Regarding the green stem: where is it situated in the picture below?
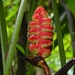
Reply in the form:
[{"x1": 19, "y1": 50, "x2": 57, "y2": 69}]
[
  {"x1": 28, "y1": 0, "x2": 36, "y2": 21},
  {"x1": 52, "y1": 0, "x2": 66, "y2": 67},
  {"x1": 0, "y1": 0, "x2": 8, "y2": 72},
  {"x1": 26, "y1": 0, "x2": 36, "y2": 57},
  {"x1": 26, "y1": 0, "x2": 36, "y2": 75},
  {"x1": 4, "y1": 0, "x2": 27, "y2": 75}
]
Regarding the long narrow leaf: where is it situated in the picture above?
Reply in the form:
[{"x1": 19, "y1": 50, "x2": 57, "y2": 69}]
[
  {"x1": 52, "y1": 0, "x2": 66, "y2": 67},
  {"x1": 0, "y1": 0, "x2": 8, "y2": 72},
  {"x1": 26, "y1": 0, "x2": 36, "y2": 57},
  {"x1": 4, "y1": 0, "x2": 27, "y2": 75},
  {"x1": 26, "y1": 0, "x2": 36, "y2": 75}
]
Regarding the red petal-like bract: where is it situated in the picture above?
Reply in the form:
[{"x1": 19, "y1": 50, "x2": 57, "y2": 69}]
[{"x1": 28, "y1": 6, "x2": 53, "y2": 58}]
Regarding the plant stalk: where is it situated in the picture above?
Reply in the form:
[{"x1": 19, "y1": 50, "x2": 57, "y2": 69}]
[
  {"x1": 4, "y1": 0, "x2": 27, "y2": 75},
  {"x1": 26, "y1": 0, "x2": 36, "y2": 75},
  {"x1": 0, "y1": 0, "x2": 8, "y2": 72},
  {"x1": 52, "y1": 0, "x2": 66, "y2": 67}
]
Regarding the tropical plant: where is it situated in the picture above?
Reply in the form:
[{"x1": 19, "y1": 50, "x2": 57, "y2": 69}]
[{"x1": 0, "y1": 0, "x2": 75, "y2": 75}]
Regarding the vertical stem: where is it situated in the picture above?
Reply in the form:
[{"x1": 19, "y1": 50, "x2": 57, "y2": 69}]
[
  {"x1": 59, "y1": 0, "x2": 75, "y2": 74},
  {"x1": 52, "y1": 0, "x2": 66, "y2": 67},
  {"x1": 26, "y1": 0, "x2": 36, "y2": 57},
  {"x1": 26, "y1": 0, "x2": 36, "y2": 75},
  {"x1": 28, "y1": 0, "x2": 36, "y2": 21},
  {"x1": 0, "y1": 0, "x2": 8, "y2": 72},
  {"x1": 4, "y1": 0, "x2": 27, "y2": 75}
]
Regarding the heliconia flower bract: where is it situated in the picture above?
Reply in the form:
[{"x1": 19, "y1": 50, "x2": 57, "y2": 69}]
[{"x1": 28, "y1": 6, "x2": 53, "y2": 58}]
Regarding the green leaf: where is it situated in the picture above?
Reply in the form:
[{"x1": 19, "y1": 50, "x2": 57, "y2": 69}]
[
  {"x1": 16, "y1": 44, "x2": 25, "y2": 55},
  {"x1": 0, "y1": 0, "x2": 8, "y2": 72},
  {"x1": 66, "y1": 0, "x2": 75, "y2": 17},
  {"x1": 52, "y1": 0, "x2": 66, "y2": 67}
]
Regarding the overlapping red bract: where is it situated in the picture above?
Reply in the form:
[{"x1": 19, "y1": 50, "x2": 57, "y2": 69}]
[{"x1": 28, "y1": 6, "x2": 53, "y2": 58}]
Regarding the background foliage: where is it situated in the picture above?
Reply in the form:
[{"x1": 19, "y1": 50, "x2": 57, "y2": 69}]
[{"x1": 0, "y1": 0, "x2": 75, "y2": 75}]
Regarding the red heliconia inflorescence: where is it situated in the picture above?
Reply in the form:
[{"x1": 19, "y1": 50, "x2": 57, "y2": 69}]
[{"x1": 28, "y1": 6, "x2": 53, "y2": 58}]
